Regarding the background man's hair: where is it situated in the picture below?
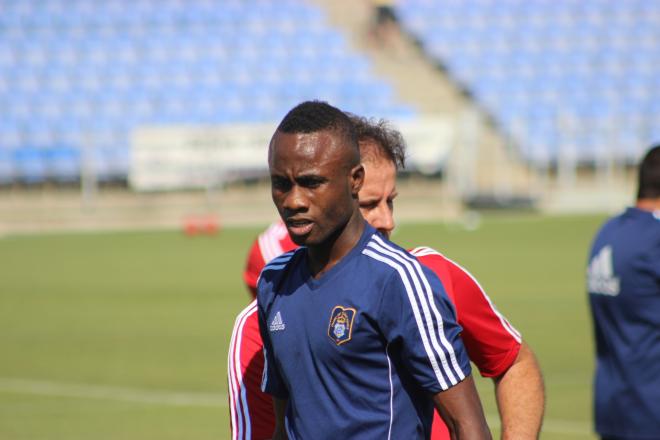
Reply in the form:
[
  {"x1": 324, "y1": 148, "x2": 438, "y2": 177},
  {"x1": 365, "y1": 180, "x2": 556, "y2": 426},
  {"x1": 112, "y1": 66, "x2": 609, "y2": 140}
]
[
  {"x1": 637, "y1": 144, "x2": 660, "y2": 199},
  {"x1": 276, "y1": 101, "x2": 358, "y2": 156},
  {"x1": 347, "y1": 113, "x2": 406, "y2": 170}
]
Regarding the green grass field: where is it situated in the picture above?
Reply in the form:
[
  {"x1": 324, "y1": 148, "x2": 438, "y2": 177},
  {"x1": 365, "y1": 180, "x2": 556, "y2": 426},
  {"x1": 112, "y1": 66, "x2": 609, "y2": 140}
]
[{"x1": 0, "y1": 213, "x2": 607, "y2": 439}]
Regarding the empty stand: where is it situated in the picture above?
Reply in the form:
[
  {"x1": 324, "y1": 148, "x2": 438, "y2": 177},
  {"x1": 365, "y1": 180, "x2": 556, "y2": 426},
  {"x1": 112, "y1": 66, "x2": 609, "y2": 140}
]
[
  {"x1": 397, "y1": 0, "x2": 659, "y2": 164},
  {"x1": 0, "y1": 0, "x2": 414, "y2": 183}
]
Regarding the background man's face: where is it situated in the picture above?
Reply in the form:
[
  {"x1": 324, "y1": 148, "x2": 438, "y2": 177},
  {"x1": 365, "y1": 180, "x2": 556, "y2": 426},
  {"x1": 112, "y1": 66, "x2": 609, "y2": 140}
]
[
  {"x1": 269, "y1": 129, "x2": 359, "y2": 246},
  {"x1": 358, "y1": 142, "x2": 397, "y2": 239}
]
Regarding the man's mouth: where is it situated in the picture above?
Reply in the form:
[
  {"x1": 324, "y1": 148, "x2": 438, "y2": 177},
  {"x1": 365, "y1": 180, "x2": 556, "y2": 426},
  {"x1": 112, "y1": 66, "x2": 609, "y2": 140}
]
[{"x1": 286, "y1": 218, "x2": 314, "y2": 236}]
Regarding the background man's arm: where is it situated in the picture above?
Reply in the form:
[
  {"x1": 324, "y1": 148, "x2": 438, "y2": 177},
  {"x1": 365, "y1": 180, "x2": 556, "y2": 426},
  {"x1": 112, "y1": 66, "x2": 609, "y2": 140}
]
[
  {"x1": 433, "y1": 375, "x2": 492, "y2": 440},
  {"x1": 272, "y1": 397, "x2": 288, "y2": 440},
  {"x1": 416, "y1": 252, "x2": 545, "y2": 438},
  {"x1": 493, "y1": 342, "x2": 545, "y2": 439}
]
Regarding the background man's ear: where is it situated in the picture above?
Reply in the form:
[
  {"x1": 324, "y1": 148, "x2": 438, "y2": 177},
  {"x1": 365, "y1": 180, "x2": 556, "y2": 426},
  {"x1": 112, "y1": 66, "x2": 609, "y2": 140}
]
[{"x1": 350, "y1": 164, "x2": 364, "y2": 196}]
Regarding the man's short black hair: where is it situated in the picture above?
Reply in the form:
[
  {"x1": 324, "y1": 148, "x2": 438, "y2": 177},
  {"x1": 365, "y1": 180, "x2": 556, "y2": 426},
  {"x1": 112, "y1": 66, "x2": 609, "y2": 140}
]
[
  {"x1": 347, "y1": 113, "x2": 406, "y2": 170},
  {"x1": 637, "y1": 144, "x2": 660, "y2": 199},
  {"x1": 276, "y1": 101, "x2": 359, "y2": 163}
]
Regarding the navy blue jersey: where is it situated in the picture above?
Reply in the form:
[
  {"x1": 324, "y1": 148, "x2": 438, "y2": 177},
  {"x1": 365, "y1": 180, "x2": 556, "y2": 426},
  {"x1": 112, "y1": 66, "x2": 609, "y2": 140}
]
[
  {"x1": 587, "y1": 207, "x2": 660, "y2": 438},
  {"x1": 257, "y1": 224, "x2": 471, "y2": 440}
]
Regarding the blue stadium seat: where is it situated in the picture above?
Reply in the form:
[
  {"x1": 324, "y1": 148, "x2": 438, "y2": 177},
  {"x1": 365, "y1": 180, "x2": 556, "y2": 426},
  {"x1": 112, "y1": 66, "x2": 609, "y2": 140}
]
[
  {"x1": 45, "y1": 146, "x2": 81, "y2": 182},
  {"x1": 0, "y1": 149, "x2": 13, "y2": 184},
  {"x1": 12, "y1": 147, "x2": 48, "y2": 184}
]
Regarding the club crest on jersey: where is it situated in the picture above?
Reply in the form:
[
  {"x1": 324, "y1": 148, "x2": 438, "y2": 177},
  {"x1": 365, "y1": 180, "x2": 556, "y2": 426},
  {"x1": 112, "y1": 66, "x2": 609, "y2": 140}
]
[{"x1": 328, "y1": 306, "x2": 356, "y2": 345}]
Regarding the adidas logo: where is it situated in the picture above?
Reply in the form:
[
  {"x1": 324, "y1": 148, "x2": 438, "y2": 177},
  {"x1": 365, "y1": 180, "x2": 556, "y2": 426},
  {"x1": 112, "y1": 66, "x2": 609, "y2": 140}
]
[
  {"x1": 587, "y1": 245, "x2": 620, "y2": 296},
  {"x1": 269, "y1": 311, "x2": 286, "y2": 331}
]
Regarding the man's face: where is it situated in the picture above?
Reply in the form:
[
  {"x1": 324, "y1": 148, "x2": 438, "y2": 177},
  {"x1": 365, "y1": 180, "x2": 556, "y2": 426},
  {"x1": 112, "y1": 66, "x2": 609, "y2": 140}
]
[
  {"x1": 269, "y1": 129, "x2": 363, "y2": 246},
  {"x1": 358, "y1": 143, "x2": 397, "y2": 239}
]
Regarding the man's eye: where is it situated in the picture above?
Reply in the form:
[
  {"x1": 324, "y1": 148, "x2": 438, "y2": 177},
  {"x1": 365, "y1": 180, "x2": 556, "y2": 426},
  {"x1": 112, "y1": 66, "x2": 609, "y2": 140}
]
[
  {"x1": 299, "y1": 177, "x2": 323, "y2": 188},
  {"x1": 360, "y1": 202, "x2": 377, "y2": 210},
  {"x1": 272, "y1": 178, "x2": 291, "y2": 191}
]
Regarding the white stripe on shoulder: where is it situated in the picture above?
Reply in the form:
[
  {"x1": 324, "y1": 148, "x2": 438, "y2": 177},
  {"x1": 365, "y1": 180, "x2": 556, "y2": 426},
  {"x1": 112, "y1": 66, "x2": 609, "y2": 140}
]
[
  {"x1": 368, "y1": 235, "x2": 466, "y2": 385},
  {"x1": 442, "y1": 255, "x2": 522, "y2": 343},
  {"x1": 258, "y1": 223, "x2": 288, "y2": 263},
  {"x1": 410, "y1": 246, "x2": 443, "y2": 257},
  {"x1": 257, "y1": 227, "x2": 275, "y2": 263},
  {"x1": 228, "y1": 300, "x2": 258, "y2": 440},
  {"x1": 410, "y1": 246, "x2": 434, "y2": 256}
]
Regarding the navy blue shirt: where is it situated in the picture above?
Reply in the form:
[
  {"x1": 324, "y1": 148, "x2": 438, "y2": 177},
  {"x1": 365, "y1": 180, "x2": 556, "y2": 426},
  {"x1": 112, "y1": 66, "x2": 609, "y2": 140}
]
[
  {"x1": 257, "y1": 224, "x2": 471, "y2": 440},
  {"x1": 587, "y1": 207, "x2": 660, "y2": 438}
]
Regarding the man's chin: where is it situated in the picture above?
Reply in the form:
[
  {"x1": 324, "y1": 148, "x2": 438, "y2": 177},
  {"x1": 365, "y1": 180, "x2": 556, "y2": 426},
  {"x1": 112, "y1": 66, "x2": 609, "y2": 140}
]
[
  {"x1": 289, "y1": 231, "x2": 326, "y2": 248},
  {"x1": 287, "y1": 227, "x2": 313, "y2": 246},
  {"x1": 289, "y1": 233, "x2": 309, "y2": 246}
]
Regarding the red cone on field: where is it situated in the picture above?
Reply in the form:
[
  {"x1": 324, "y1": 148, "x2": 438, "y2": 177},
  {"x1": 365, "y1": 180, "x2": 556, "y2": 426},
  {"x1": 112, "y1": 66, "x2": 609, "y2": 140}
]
[{"x1": 183, "y1": 215, "x2": 220, "y2": 236}]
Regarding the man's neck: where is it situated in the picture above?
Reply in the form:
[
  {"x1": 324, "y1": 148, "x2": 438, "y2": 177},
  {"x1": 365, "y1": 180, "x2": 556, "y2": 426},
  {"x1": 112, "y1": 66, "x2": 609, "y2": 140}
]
[
  {"x1": 307, "y1": 214, "x2": 365, "y2": 278},
  {"x1": 636, "y1": 198, "x2": 660, "y2": 212}
]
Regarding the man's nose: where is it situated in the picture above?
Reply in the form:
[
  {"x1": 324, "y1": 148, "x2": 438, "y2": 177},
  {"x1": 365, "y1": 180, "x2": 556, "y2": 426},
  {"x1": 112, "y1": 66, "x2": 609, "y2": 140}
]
[
  {"x1": 283, "y1": 185, "x2": 308, "y2": 211},
  {"x1": 374, "y1": 205, "x2": 395, "y2": 236}
]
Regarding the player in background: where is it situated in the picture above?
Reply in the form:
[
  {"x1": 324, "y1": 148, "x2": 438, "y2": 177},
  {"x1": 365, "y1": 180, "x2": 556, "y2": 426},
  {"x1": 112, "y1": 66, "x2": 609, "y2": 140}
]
[
  {"x1": 587, "y1": 144, "x2": 660, "y2": 439},
  {"x1": 229, "y1": 114, "x2": 545, "y2": 439}
]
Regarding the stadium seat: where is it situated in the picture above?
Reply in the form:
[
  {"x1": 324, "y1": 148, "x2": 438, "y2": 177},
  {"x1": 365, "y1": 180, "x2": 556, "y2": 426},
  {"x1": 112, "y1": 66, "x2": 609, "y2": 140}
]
[
  {"x1": 0, "y1": 149, "x2": 13, "y2": 184},
  {"x1": 12, "y1": 147, "x2": 48, "y2": 184},
  {"x1": 45, "y1": 146, "x2": 82, "y2": 182}
]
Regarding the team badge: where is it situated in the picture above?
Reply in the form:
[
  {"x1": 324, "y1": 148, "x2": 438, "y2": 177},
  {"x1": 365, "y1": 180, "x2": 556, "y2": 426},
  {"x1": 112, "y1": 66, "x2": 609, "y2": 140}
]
[{"x1": 328, "y1": 306, "x2": 356, "y2": 345}]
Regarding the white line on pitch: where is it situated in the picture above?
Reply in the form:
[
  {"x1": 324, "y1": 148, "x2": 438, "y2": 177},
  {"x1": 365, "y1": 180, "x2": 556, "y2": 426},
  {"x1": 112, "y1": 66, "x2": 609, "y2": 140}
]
[
  {"x1": 0, "y1": 377, "x2": 227, "y2": 408},
  {"x1": 0, "y1": 377, "x2": 593, "y2": 436}
]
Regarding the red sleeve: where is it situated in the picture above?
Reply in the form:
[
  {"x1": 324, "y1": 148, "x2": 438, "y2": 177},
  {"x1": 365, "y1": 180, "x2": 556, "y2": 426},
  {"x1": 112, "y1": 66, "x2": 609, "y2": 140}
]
[
  {"x1": 228, "y1": 301, "x2": 276, "y2": 440},
  {"x1": 413, "y1": 248, "x2": 522, "y2": 378},
  {"x1": 242, "y1": 222, "x2": 298, "y2": 299},
  {"x1": 243, "y1": 237, "x2": 266, "y2": 298}
]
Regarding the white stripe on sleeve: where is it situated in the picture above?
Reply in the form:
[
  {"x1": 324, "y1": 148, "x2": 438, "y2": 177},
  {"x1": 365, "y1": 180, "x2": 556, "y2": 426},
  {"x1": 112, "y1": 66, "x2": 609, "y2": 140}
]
[
  {"x1": 367, "y1": 240, "x2": 464, "y2": 385},
  {"x1": 371, "y1": 236, "x2": 466, "y2": 382},
  {"x1": 362, "y1": 248, "x2": 450, "y2": 390},
  {"x1": 228, "y1": 301, "x2": 258, "y2": 440},
  {"x1": 411, "y1": 246, "x2": 522, "y2": 343}
]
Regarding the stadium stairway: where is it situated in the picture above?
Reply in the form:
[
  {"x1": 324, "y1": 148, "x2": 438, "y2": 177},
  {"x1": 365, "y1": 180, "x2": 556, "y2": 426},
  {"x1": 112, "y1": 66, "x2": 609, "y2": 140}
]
[{"x1": 312, "y1": 0, "x2": 541, "y2": 209}]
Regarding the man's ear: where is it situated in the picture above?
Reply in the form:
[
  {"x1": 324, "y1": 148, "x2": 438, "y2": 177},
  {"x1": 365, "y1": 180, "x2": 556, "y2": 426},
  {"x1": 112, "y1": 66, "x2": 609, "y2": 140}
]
[{"x1": 350, "y1": 164, "x2": 364, "y2": 197}]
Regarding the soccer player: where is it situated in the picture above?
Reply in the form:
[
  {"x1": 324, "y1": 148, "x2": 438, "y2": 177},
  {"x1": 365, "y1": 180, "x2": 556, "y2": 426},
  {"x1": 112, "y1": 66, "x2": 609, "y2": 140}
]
[
  {"x1": 587, "y1": 144, "x2": 660, "y2": 439},
  {"x1": 229, "y1": 115, "x2": 545, "y2": 439},
  {"x1": 258, "y1": 100, "x2": 490, "y2": 439}
]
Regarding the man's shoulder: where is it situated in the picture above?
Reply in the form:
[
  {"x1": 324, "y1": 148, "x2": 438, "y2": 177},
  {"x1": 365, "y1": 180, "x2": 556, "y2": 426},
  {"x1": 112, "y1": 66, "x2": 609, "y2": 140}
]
[
  {"x1": 409, "y1": 246, "x2": 448, "y2": 264},
  {"x1": 257, "y1": 248, "x2": 303, "y2": 297},
  {"x1": 360, "y1": 235, "x2": 447, "y2": 287},
  {"x1": 598, "y1": 207, "x2": 659, "y2": 234},
  {"x1": 592, "y1": 208, "x2": 660, "y2": 251},
  {"x1": 361, "y1": 232, "x2": 416, "y2": 269},
  {"x1": 409, "y1": 246, "x2": 474, "y2": 275},
  {"x1": 597, "y1": 210, "x2": 628, "y2": 233},
  {"x1": 261, "y1": 247, "x2": 301, "y2": 276}
]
